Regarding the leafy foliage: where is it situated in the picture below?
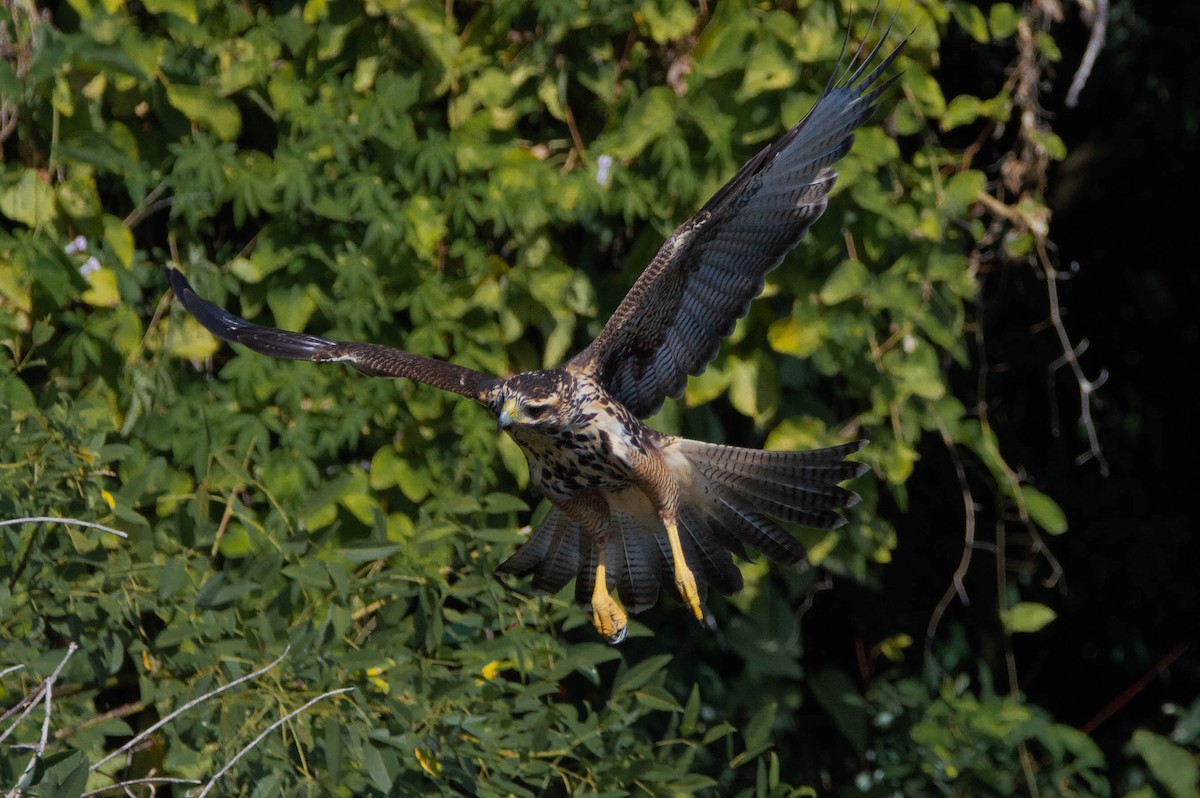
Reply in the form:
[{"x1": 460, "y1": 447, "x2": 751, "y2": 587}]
[{"x1": 0, "y1": 0, "x2": 1168, "y2": 795}]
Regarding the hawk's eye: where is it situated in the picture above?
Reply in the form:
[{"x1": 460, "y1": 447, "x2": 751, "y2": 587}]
[{"x1": 526, "y1": 403, "x2": 548, "y2": 419}]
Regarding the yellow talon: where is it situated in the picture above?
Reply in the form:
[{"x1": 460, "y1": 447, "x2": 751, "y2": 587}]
[
  {"x1": 590, "y1": 561, "x2": 628, "y2": 644},
  {"x1": 664, "y1": 519, "x2": 704, "y2": 621}
]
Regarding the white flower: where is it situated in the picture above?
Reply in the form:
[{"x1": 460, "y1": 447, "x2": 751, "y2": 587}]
[
  {"x1": 79, "y1": 256, "x2": 102, "y2": 276},
  {"x1": 596, "y1": 154, "x2": 613, "y2": 186},
  {"x1": 65, "y1": 235, "x2": 88, "y2": 255}
]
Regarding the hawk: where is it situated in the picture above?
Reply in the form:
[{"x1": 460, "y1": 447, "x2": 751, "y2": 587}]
[{"x1": 168, "y1": 24, "x2": 903, "y2": 644}]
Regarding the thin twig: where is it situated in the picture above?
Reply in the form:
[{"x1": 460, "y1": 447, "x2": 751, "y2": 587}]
[
  {"x1": 1065, "y1": 0, "x2": 1108, "y2": 108},
  {"x1": 0, "y1": 645, "x2": 78, "y2": 748},
  {"x1": 1080, "y1": 643, "x2": 1188, "y2": 735},
  {"x1": 0, "y1": 690, "x2": 36, "y2": 729},
  {"x1": 55, "y1": 700, "x2": 147, "y2": 741},
  {"x1": 91, "y1": 646, "x2": 292, "y2": 771},
  {"x1": 3, "y1": 643, "x2": 78, "y2": 798},
  {"x1": 192, "y1": 687, "x2": 353, "y2": 798},
  {"x1": 1034, "y1": 239, "x2": 1109, "y2": 474},
  {"x1": 997, "y1": 516, "x2": 1041, "y2": 798},
  {"x1": 122, "y1": 179, "x2": 170, "y2": 229},
  {"x1": 563, "y1": 104, "x2": 588, "y2": 170},
  {"x1": 0, "y1": 517, "x2": 128, "y2": 539},
  {"x1": 81, "y1": 777, "x2": 202, "y2": 797},
  {"x1": 924, "y1": 421, "x2": 977, "y2": 670}
]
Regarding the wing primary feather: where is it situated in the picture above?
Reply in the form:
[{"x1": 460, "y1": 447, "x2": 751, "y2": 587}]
[
  {"x1": 167, "y1": 268, "x2": 499, "y2": 401},
  {"x1": 842, "y1": 6, "x2": 902, "y2": 91},
  {"x1": 568, "y1": 19, "x2": 905, "y2": 418}
]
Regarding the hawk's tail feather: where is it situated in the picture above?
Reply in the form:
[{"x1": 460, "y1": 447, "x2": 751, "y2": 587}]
[
  {"x1": 498, "y1": 506, "x2": 670, "y2": 614},
  {"x1": 612, "y1": 513, "x2": 667, "y2": 613},
  {"x1": 496, "y1": 439, "x2": 866, "y2": 619},
  {"x1": 678, "y1": 510, "x2": 744, "y2": 596},
  {"x1": 494, "y1": 507, "x2": 583, "y2": 596},
  {"x1": 679, "y1": 438, "x2": 868, "y2": 564},
  {"x1": 708, "y1": 495, "x2": 808, "y2": 566}
]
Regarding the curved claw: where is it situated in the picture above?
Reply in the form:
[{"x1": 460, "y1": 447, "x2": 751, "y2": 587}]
[
  {"x1": 675, "y1": 572, "x2": 704, "y2": 622},
  {"x1": 590, "y1": 561, "x2": 629, "y2": 644}
]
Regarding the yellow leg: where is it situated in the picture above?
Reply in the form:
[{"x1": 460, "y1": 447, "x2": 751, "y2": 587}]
[
  {"x1": 664, "y1": 518, "x2": 703, "y2": 621},
  {"x1": 590, "y1": 560, "x2": 628, "y2": 644}
]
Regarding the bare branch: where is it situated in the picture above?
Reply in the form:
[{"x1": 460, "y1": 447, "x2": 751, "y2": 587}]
[
  {"x1": 1066, "y1": 0, "x2": 1108, "y2": 108},
  {"x1": 193, "y1": 687, "x2": 353, "y2": 798},
  {"x1": 91, "y1": 646, "x2": 292, "y2": 772},
  {"x1": 55, "y1": 701, "x2": 147, "y2": 741},
  {"x1": 1035, "y1": 240, "x2": 1110, "y2": 474},
  {"x1": 0, "y1": 517, "x2": 128, "y2": 539},
  {"x1": 3, "y1": 643, "x2": 78, "y2": 798},
  {"x1": 81, "y1": 777, "x2": 202, "y2": 797},
  {"x1": 925, "y1": 422, "x2": 978, "y2": 670}
]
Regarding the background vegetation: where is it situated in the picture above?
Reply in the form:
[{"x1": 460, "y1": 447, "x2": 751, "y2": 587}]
[{"x1": 2, "y1": 0, "x2": 1195, "y2": 795}]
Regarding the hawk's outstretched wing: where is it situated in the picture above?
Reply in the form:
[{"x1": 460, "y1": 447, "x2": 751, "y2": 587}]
[
  {"x1": 569, "y1": 27, "x2": 905, "y2": 419},
  {"x1": 167, "y1": 268, "x2": 499, "y2": 401}
]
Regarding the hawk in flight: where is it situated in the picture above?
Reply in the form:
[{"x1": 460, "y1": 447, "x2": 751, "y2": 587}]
[{"x1": 169, "y1": 23, "x2": 903, "y2": 643}]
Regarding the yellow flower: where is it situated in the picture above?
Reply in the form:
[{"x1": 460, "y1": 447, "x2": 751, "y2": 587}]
[{"x1": 414, "y1": 748, "x2": 441, "y2": 777}]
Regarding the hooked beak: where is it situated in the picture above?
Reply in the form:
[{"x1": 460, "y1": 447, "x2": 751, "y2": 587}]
[{"x1": 497, "y1": 398, "x2": 518, "y2": 430}]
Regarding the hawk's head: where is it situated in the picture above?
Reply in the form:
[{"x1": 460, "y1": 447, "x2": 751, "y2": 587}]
[{"x1": 489, "y1": 370, "x2": 574, "y2": 433}]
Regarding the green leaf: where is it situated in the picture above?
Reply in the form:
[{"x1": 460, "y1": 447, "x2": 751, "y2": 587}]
[
  {"x1": 820, "y1": 259, "x2": 871, "y2": 305},
  {"x1": 767, "y1": 301, "x2": 823, "y2": 359},
  {"x1": 942, "y1": 170, "x2": 985, "y2": 216},
  {"x1": 38, "y1": 750, "x2": 88, "y2": 798},
  {"x1": 1021, "y1": 486, "x2": 1068, "y2": 534},
  {"x1": 57, "y1": 173, "x2": 102, "y2": 219},
  {"x1": 728, "y1": 351, "x2": 779, "y2": 422},
  {"x1": 142, "y1": 0, "x2": 198, "y2": 23},
  {"x1": 362, "y1": 743, "x2": 395, "y2": 792},
  {"x1": 903, "y1": 69, "x2": 947, "y2": 118},
  {"x1": 166, "y1": 84, "x2": 242, "y2": 140},
  {"x1": 942, "y1": 94, "x2": 983, "y2": 131},
  {"x1": 743, "y1": 702, "x2": 776, "y2": 751},
  {"x1": 883, "y1": 344, "x2": 946, "y2": 401},
  {"x1": 266, "y1": 284, "x2": 317, "y2": 333},
  {"x1": 0, "y1": 169, "x2": 58, "y2": 227},
  {"x1": 403, "y1": 194, "x2": 447, "y2": 263},
  {"x1": 158, "y1": 556, "x2": 188, "y2": 601},
  {"x1": 1036, "y1": 31, "x2": 1063, "y2": 62},
  {"x1": 739, "y1": 38, "x2": 798, "y2": 98},
  {"x1": 338, "y1": 543, "x2": 404, "y2": 563},
  {"x1": 952, "y1": 1, "x2": 990, "y2": 43},
  {"x1": 693, "y1": 3, "x2": 756, "y2": 77},
  {"x1": 604, "y1": 87, "x2": 676, "y2": 159},
  {"x1": 613, "y1": 653, "x2": 671, "y2": 694},
  {"x1": 1132, "y1": 730, "x2": 1200, "y2": 798},
  {"x1": 1031, "y1": 128, "x2": 1068, "y2": 160},
  {"x1": 681, "y1": 684, "x2": 701, "y2": 736},
  {"x1": 218, "y1": 525, "x2": 255, "y2": 557},
  {"x1": 103, "y1": 214, "x2": 135, "y2": 267},
  {"x1": 640, "y1": 0, "x2": 695, "y2": 44},
  {"x1": 482, "y1": 492, "x2": 529, "y2": 514},
  {"x1": 731, "y1": 702, "x2": 777, "y2": 767},
  {"x1": 82, "y1": 266, "x2": 121, "y2": 307},
  {"x1": 989, "y1": 3, "x2": 1021, "y2": 38},
  {"x1": 0, "y1": 58, "x2": 19, "y2": 99},
  {"x1": 1002, "y1": 602, "x2": 1057, "y2": 634}
]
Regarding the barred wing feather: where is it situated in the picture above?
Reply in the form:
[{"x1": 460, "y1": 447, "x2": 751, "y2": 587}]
[{"x1": 570, "y1": 31, "x2": 905, "y2": 419}]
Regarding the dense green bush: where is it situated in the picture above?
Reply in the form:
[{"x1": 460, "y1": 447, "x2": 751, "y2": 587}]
[{"x1": 3, "y1": 0, "x2": 1196, "y2": 795}]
